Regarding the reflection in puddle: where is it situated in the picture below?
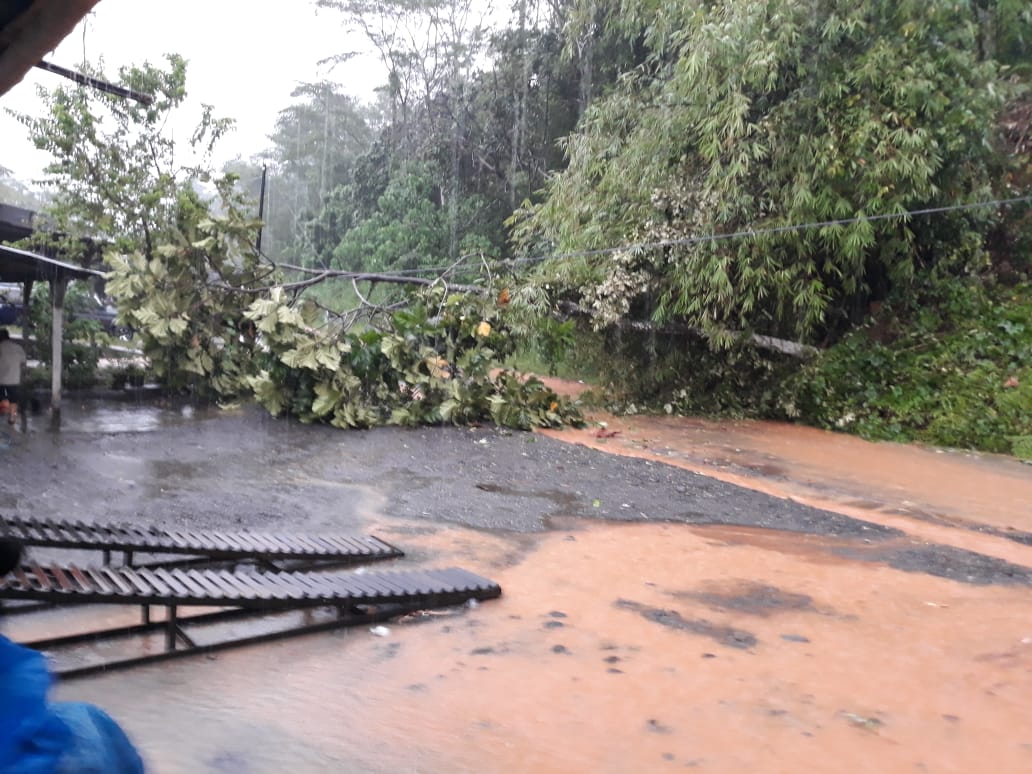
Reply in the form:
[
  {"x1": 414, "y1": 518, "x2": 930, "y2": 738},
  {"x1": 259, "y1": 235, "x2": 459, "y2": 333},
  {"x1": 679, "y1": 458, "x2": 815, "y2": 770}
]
[{"x1": 55, "y1": 401, "x2": 214, "y2": 434}]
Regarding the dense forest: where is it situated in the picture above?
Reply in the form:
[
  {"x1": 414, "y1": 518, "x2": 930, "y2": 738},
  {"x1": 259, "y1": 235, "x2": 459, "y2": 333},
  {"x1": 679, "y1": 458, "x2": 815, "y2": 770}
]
[{"x1": 15, "y1": 0, "x2": 1032, "y2": 455}]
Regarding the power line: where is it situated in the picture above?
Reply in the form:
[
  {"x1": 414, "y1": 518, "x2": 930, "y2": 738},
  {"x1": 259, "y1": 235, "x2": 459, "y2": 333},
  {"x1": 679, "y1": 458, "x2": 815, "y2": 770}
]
[
  {"x1": 274, "y1": 193, "x2": 1031, "y2": 280},
  {"x1": 510, "y1": 193, "x2": 1032, "y2": 266}
]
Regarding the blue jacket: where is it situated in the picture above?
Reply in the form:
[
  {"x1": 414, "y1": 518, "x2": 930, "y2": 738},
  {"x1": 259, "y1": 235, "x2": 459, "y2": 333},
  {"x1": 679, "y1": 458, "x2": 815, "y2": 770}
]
[{"x1": 0, "y1": 636, "x2": 144, "y2": 773}]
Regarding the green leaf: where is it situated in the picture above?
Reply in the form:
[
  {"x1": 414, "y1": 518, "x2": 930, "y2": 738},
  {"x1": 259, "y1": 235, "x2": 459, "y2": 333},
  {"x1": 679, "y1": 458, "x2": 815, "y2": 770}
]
[{"x1": 311, "y1": 382, "x2": 341, "y2": 416}]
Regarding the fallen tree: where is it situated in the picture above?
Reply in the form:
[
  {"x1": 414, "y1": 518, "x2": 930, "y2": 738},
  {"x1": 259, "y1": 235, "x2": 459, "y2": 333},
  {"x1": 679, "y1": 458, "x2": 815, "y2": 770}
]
[
  {"x1": 23, "y1": 55, "x2": 583, "y2": 430},
  {"x1": 556, "y1": 301, "x2": 819, "y2": 359}
]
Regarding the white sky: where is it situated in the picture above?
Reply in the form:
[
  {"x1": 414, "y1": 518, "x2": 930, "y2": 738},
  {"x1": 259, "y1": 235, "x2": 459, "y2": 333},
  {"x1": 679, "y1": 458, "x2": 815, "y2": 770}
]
[{"x1": 0, "y1": 0, "x2": 384, "y2": 183}]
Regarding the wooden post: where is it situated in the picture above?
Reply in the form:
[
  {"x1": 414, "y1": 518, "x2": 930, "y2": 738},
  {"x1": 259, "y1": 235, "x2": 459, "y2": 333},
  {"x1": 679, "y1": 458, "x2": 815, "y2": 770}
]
[
  {"x1": 50, "y1": 278, "x2": 67, "y2": 422},
  {"x1": 21, "y1": 280, "x2": 33, "y2": 327}
]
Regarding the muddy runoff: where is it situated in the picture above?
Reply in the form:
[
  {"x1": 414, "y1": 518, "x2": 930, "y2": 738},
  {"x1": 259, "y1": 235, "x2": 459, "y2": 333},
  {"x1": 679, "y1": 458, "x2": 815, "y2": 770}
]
[{"x1": 1, "y1": 398, "x2": 1031, "y2": 772}]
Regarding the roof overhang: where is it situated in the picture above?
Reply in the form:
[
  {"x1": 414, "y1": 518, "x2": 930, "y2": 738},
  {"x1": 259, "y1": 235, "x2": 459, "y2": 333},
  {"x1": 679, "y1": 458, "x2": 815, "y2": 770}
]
[
  {"x1": 0, "y1": 243, "x2": 103, "y2": 283},
  {"x1": 0, "y1": 0, "x2": 102, "y2": 97}
]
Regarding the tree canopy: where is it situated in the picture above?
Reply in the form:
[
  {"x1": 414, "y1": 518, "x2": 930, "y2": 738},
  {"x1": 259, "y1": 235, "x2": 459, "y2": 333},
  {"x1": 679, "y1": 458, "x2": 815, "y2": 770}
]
[
  {"x1": 11, "y1": 0, "x2": 1030, "y2": 450},
  {"x1": 515, "y1": 0, "x2": 1017, "y2": 346},
  {"x1": 17, "y1": 51, "x2": 583, "y2": 429}
]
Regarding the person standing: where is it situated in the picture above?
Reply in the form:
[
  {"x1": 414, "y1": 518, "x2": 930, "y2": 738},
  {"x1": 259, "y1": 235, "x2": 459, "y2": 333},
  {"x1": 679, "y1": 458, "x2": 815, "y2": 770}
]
[{"x1": 0, "y1": 328, "x2": 26, "y2": 425}]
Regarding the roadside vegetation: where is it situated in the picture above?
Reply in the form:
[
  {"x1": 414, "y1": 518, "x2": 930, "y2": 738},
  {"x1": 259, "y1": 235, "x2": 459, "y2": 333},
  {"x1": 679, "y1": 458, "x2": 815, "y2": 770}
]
[
  {"x1": 10, "y1": 0, "x2": 1030, "y2": 453},
  {"x1": 794, "y1": 281, "x2": 1031, "y2": 458}
]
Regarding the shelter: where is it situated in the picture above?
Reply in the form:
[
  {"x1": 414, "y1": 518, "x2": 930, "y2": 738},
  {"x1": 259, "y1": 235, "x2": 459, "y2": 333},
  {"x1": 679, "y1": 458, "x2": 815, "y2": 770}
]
[
  {"x1": 0, "y1": 243, "x2": 103, "y2": 416},
  {"x1": 1, "y1": 2, "x2": 109, "y2": 419}
]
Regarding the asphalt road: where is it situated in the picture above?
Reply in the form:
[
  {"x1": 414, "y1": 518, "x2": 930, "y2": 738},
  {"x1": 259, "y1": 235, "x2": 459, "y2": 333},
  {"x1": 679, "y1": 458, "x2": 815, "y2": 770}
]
[{"x1": 1, "y1": 400, "x2": 1027, "y2": 586}]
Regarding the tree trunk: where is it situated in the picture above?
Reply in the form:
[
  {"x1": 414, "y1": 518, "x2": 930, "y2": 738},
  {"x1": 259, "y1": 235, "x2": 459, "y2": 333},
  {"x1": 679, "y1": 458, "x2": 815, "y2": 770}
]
[
  {"x1": 557, "y1": 301, "x2": 819, "y2": 358},
  {"x1": 510, "y1": 0, "x2": 530, "y2": 209},
  {"x1": 577, "y1": 3, "x2": 596, "y2": 118}
]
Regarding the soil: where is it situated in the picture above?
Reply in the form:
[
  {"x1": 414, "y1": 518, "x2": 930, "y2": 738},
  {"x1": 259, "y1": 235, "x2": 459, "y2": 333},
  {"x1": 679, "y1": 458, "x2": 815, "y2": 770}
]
[{"x1": 1, "y1": 391, "x2": 1030, "y2": 773}]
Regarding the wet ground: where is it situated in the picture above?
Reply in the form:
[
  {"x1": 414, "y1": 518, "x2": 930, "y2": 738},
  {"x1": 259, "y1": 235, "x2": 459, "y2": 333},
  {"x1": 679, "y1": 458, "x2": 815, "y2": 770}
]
[{"x1": 1, "y1": 392, "x2": 1030, "y2": 773}]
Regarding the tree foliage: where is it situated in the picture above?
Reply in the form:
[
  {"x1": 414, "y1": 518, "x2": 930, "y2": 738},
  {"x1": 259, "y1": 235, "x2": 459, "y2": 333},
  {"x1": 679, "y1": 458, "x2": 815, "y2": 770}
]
[
  {"x1": 516, "y1": 0, "x2": 1013, "y2": 345},
  {"x1": 245, "y1": 283, "x2": 582, "y2": 429},
  {"x1": 789, "y1": 279, "x2": 1031, "y2": 458},
  {"x1": 17, "y1": 55, "x2": 233, "y2": 258},
  {"x1": 278, "y1": 0, "x2": 587, "y2": 277},
  {"x1": 15, "y1": 1, "x2": 1029, "y2": 452},
  {"x1": 16, "y1": 56, "x2": 268, "y2": 397},
  {"x1": 20, "y1": 54, "x2": 582, "y2": 429}
]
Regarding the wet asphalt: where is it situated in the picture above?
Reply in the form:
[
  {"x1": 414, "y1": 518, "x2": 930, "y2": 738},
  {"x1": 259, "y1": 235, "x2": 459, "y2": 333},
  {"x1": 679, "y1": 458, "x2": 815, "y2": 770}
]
[{"x1": 1, "y1": 399, "x2": 1028, "y2": 586}]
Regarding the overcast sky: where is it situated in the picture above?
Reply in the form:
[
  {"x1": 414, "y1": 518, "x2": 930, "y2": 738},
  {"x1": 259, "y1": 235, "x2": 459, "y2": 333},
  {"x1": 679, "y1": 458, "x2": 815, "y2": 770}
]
[{"x1": 0, "y1": 0, "x2": 383, "y2": 182}]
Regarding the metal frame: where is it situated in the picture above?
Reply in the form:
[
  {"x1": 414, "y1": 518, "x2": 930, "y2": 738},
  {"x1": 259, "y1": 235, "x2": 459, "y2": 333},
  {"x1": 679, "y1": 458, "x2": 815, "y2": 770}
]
[
  {"x1": 2, "y1": 562, "x2": 501, "y2": 676},
  {"x1": 25, "y1": 600, "x2": 428, "y2": 678}
]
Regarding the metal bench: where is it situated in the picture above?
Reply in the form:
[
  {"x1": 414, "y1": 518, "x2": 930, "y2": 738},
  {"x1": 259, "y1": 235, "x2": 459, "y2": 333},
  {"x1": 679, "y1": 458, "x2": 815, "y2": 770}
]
[
  {"x1": 1, "y1": 560, "x2": 501, "y2": 677},
  {"x1": 0, "y1": 514, "x2": 402, "y2": 569}
]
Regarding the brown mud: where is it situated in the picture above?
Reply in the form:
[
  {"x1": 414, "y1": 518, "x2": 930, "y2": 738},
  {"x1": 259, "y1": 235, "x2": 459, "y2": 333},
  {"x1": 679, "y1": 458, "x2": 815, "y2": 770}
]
[{"x1": 1, "y1": 393, "x2": 1030, "y2": 772}]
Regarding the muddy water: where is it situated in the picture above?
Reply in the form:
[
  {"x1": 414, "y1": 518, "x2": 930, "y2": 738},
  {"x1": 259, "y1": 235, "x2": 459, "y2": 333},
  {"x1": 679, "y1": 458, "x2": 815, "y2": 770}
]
[
  {"x1": 37, "y1": 520, "x2": 1032, "y2": 773},
  {"x1": 4, "y1": 397, "x2": 1031, "y2": 773},
  {"x1": 356, "y1": 521, "x2": 1032, "y2": 774},
  {"x1": 538, "y1": 410, "x2": 1032, "y2": 535}
]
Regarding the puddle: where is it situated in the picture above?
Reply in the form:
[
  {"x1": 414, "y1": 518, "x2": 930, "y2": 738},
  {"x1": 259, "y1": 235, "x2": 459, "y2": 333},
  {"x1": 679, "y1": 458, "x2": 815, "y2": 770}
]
[
  {"x1": 614, "y1": 598, "x2": 759, "y2": 649},
  {"x1": 670, "y1": 580, "x2": 821, "y2": 617},
  {"x1": 13, "y1": 398, "x2": 218, "y2": 435}
]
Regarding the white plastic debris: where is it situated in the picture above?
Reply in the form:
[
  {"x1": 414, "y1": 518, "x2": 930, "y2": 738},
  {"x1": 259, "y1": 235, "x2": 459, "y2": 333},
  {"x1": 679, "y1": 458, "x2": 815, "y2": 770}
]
[{"x1": 369, "y1": 626, "x2": 390, "y2": 637}]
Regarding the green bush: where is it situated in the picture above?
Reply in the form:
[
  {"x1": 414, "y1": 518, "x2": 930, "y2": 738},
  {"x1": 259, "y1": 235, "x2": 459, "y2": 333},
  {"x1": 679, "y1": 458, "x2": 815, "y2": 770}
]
[{"x1": 791, "y1": 281, "x2": 1031, "y2": 457}]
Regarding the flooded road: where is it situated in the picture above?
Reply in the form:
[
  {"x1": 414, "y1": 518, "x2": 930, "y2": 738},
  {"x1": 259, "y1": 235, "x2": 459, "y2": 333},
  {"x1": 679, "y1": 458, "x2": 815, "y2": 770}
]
[
  {"x1": 539, "y1": 412, "x2": 1032, "y2": 535},
  {"x1": 1, "y1": 396, "x2": 1030, "y2": 772}
]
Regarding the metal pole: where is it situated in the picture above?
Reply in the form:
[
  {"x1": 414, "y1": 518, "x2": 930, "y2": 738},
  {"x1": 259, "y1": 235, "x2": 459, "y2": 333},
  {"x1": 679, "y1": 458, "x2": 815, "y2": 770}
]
[
  {"x1": 34, "y1": 60, "x2": 154, "y2": 105},
  {"x1": 255, "y1": 164, "x2": 268, "y2": 254},
  {"x1": 166, "y1": 605, "x2": 178, "y2": 652}
]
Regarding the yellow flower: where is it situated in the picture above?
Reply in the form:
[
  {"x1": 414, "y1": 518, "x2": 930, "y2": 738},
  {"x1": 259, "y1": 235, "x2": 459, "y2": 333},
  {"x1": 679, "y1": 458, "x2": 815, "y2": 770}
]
[{"x1": 476, "y1": 321, "x2": 492, "y2": 337}]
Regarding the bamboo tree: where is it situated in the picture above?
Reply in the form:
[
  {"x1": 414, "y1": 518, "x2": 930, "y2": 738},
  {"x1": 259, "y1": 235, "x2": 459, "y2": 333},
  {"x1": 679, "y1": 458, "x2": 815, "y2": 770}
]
[{"x1": 516, "y1": 0, "x2": 1012, "y2": 345}]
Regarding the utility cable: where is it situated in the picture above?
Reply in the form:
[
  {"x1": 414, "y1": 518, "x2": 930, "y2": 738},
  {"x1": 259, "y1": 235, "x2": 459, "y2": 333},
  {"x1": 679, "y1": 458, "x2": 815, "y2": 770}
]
[
  {"x1": 510, "y1": 193, "x2": 1032, "y2": 266},
  {"x1": 274, "y1": 193, "x2": 1031, "y2": 279}
]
